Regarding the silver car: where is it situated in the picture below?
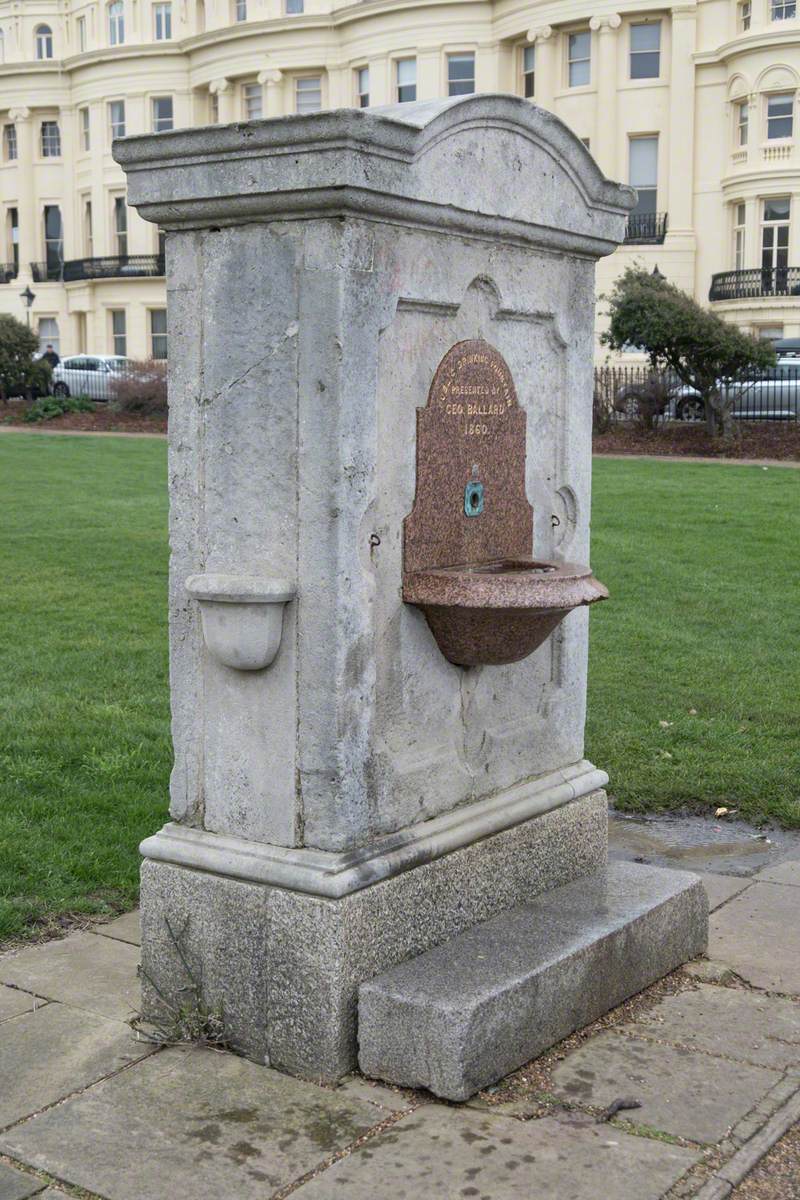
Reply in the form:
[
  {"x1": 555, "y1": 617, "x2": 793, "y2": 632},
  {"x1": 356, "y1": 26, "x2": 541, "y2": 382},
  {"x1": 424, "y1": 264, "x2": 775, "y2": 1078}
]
[
  {"x1": 51, "y1": 355, "x2": 128, "y2": 402},
  {"x1": 673, "y1": 357, "x2": 800, "y2": 421}
]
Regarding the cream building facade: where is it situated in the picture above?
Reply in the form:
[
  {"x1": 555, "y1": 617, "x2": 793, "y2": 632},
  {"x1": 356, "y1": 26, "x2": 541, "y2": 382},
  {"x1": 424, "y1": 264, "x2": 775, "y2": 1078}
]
[{"x1": 0, "y1": 0, "x2": 799, "y2": 359}]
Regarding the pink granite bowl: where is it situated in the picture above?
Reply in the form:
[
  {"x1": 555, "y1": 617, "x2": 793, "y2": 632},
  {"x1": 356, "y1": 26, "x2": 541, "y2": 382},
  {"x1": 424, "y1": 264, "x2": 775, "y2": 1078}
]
[{"x1": 402, "y1": 559, "x2": 608, "y2": 667}]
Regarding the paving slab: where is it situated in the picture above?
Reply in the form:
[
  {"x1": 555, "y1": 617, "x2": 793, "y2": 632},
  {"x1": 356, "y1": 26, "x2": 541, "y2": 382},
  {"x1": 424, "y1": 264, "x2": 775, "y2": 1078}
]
[
  {"x1": 709, "y1": 883, "x2": 800, "y2": 994},
  {"x1": 35, "y1": 1192, "x2": 72, "y2": 1200},
  {"x1": 551, "y1": 1030, "x2": 780, "y2": 1143},
  {"x1": 93, "y1": 911, "x2": 141, "y2": 946},
  {"x1": 0, "y1": 1162, "x2": 43, "y2": 1200},
  {"x1": 698, "y1": 873, "x2": 753, "y2": 911},
  {"x1": 753, "y1": 860, "x2": 800, "y2": 888},
  {"x1": 292, "y1": 1107, "x2": 699, "y2": 1199},
  {"x1": 0, "y1": 987, "x2": 46, "y2": 1025},
  {"x1": 632, "y1": 984, "x2": 800, "y2": 1070},
  {"x1": 0, "y1": 1045, "x2": 387, "y2": 1200},
  {"x1": 0, "y1": 1002, "x2": 152, "y2": 1130},
  {"x1": 0, "y1": 932, "x2": 140, "y2": 1022}
]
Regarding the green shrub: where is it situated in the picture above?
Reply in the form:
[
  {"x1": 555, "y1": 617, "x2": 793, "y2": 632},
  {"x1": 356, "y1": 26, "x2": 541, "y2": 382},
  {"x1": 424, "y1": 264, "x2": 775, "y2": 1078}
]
[
  {"x1": 0, "y1": 314, "x2": 49, "y2": 401},
  {"x1": 23, "y1": 395, "x2": 94, "y2": 423}
]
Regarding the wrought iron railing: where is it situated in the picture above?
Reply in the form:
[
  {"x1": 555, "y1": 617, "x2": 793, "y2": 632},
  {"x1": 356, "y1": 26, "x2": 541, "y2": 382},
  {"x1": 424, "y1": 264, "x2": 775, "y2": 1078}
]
[
  {"x1": 62, "y1": 254, "x2": 166, "y2": 282},
  {"x1": 594, "y1": 364, "x2": 800, "y2": 426},
  {"x1": 709, "y1": 267, "x2": 800, "y2": 301},
  {"x1": 0, "y1": 263, "x2": 18, "y2": 284},
  {"x1": 31, "y1": 261, "x2": 64, "y2": 282},
  {"x1": 624, "y1": 212, "x2": 668, "y2": 245}
]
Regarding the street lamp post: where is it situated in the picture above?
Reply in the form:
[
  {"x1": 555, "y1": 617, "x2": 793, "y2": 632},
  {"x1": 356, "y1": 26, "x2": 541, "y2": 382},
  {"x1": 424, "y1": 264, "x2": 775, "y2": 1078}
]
[{"x1": 19, "y1": 285, "x2": 36, "y2": 328}]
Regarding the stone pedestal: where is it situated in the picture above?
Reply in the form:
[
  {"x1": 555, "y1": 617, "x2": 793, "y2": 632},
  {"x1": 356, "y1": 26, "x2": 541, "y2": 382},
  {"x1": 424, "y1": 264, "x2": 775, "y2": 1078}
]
[{"x1": 116, "y1": 95, "x2": 706, "y2": 1086}]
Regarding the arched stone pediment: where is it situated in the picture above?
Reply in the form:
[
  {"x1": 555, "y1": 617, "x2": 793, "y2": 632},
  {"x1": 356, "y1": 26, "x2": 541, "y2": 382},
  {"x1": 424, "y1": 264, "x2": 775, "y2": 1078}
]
[
  {"x1": 726, "y1": 73, "x2": 750, "y2": 101},
  {"x1": 756, "y1": 64, "x2": 799, "y2": 92}
]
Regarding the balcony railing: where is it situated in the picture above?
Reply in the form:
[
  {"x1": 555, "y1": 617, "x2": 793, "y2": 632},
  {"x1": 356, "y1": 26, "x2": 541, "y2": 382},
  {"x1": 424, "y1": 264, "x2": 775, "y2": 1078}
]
[
  {"x1": 30, "y1": 261, "x2": 63, "y2": 282},
  {"x1": 624, "y1": 212, "x2": 668, "y2": 245},
  {"x1": 709, "y1": 267, "x2": 800, "y2": 301},
  {"x1": 62, "y1": 254, "x2": 165, "y2": 282},
  {"x1": 0, "y1": 263, "x2": 18, "y2": 284}
]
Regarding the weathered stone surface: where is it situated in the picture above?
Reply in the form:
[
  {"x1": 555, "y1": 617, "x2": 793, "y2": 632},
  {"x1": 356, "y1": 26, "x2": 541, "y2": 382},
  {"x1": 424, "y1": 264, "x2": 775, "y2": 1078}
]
[
  {"x1": 0, "y1": 1003, "x2": 153, "y2": 1128},
  {"x1": 94, "y1": 910, "x2": 141, "y2": 945},
  {"x1": 709, "y1": 883, "x2": 800, "y2": 994},
  {"x1": 753, "y1": 859, "x2": 800, "y2": 887},
  {"x1": 292, "y1": 1107, "x2": 699, "y2": 1199},
  {"x1": 358, "y1": 861, "x2": 707, "y2": 1100},
  {"x1": 0, "y1": 1046, "x2": 384, "y2": 1200},
  {"x1": 142, "y1": 791, "x2": 608, "y2": 1076},
  {"x1": 139, "y1": 861, "x2": 271, "y2": 1061},
  {"x1": 552, "y1": 1030, "x2": 781, "y2": 1143},
  {"x1": 0, "y1": 985, "x2": 45, "y2": 1024},
  {"x1": 0, "y1": 932, "x2": 139, "y2": 1022},
  {"x1": 633, "y1": 984, "x2": 800, "y2": 1070},
  {"x1": 0, "y1": 1162, "x2": 43, "y2": 1200}
]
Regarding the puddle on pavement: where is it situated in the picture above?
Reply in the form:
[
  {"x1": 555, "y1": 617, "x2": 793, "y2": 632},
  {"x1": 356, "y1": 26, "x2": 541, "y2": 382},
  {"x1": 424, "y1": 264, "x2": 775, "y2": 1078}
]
[{"x1": 609, "y1": 810, "x2": 800, "y2": 877}]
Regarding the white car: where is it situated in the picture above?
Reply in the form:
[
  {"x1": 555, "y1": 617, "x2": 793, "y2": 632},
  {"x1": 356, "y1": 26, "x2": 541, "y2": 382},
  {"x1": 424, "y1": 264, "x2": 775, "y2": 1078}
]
[{"x1": 51, "y1": 355, "x2": 128, "y2": 402}]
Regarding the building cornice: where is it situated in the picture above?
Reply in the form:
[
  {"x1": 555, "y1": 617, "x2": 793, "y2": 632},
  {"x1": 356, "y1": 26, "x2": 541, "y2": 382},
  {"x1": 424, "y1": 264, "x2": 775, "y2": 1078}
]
[{"x1": 695, "y1": 24, "x2": 800, "y2": 65}]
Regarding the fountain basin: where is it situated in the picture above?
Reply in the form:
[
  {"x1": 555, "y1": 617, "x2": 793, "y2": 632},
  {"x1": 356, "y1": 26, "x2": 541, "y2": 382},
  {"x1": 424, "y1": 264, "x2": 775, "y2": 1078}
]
[
  {"x1": 185, "y1": 573, "x2": 296, "y2": 671},
  {"x1": 403, "y1": 559, "x2": 607, "y2": 667}
]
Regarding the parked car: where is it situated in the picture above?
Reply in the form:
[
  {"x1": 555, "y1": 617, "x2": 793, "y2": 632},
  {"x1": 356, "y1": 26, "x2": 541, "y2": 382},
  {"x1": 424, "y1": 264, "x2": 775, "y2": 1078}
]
[
  {"x1": 671, "y1": 358, "x2": 800, "y2": 421},
  {"x1": 51, "y1": 355, "x2": 128, "y2": 401}
]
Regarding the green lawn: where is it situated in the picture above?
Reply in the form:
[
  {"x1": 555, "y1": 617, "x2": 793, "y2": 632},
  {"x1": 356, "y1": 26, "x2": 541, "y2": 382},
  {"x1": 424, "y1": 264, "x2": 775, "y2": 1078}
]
[
  {"x1": 587, "y1": 456, "x2": 800, "y2": 828},
  {"x1": 0, "y1": 434, "x2": 170, "y2": 941},
  {"x1": 0, "y1": 437, "x2": 798, "y2": 943}
]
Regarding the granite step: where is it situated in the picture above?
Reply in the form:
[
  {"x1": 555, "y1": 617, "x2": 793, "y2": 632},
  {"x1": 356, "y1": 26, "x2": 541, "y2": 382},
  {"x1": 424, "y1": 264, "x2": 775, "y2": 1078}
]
[{"x1": 358, "y1": 860, "x2": 708, "y2": 1101}]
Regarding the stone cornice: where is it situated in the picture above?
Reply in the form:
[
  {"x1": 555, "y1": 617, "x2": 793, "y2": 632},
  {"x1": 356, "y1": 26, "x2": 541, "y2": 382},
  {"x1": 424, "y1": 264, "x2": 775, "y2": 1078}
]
[
  {"x1": 140, "y1": 760, "x2": 608, "y2": 897},
  {"x1": 115, "y1": 94, "x2": 634, "y2": 255}
]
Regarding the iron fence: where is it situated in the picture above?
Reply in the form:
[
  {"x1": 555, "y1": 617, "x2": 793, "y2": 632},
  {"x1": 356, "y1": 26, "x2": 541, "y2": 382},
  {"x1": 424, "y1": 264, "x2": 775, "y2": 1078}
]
[{"x1": 594, "y1": 364, "x2": 800, "y2": 425}]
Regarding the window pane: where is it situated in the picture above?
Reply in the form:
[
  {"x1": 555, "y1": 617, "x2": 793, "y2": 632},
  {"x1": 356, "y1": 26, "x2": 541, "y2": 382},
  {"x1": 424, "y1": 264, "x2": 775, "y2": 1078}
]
[
  {"x1": 38, "y1": 318, "x2": 59, "y2": 355},
  {"x1": 629, "y1": 136, "x2": 658, "y2": 186},
  {"x1": 296, "y1": 77, "x2": 322, "y2": 113},
  {"x1": 631, "y1": 22, "x2": 660, "y2": 51},
  {"x1": 243, "y1": 83, "x2": 262, "y2": 119},
  {"x1": 153, "y1": 97, "x2": 174, "y2": 131},
  {"x1": 286, "y1": 0, "x2": 304, "y2": 12},
  {"x1": 568, "y1": 32, "x2": 591, "y2": 87},
  {"x1": 397, "y1": 58, "x2": 417, "y2": 102},
  {"x1": 41, "y1": 121, "x2": 61, "y2": 157},
  {"x1": 151, "y1": 310, "x2": 168, "y2": 359},
  {"x1": 357, "y1": 66, "x2": 369, "y2": 107},
  {"x1": 109, "y1": 100, "x2": 126, "y2": 138},
  {"x1": 764, "y1": 197, "x2": 790, "y2": 221},
  {"x1": 448, "y1": 53, "x2": 475, "y2": 96},
  {"x1": 111, "y1": 310, "x2": 127, "y2": 356}
]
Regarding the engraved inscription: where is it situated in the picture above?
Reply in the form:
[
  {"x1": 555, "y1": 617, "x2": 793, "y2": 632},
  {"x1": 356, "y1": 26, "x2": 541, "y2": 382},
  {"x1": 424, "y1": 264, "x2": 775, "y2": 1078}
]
[{"x1": 433, "y1": 341, "x2": 516, "y2": 437}]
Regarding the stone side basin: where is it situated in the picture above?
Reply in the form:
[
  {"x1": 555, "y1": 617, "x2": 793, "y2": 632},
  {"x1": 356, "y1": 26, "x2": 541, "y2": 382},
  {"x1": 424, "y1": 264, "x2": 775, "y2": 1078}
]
[{"x1": 403, "y1": 559, "x2": 608, "y2": 667}]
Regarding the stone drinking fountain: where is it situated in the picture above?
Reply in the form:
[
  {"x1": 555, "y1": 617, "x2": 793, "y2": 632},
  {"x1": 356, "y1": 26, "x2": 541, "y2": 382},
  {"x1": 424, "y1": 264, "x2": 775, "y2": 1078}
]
[{"x1": 116, "y1": 94, "x2": 707, "y2": 1100}]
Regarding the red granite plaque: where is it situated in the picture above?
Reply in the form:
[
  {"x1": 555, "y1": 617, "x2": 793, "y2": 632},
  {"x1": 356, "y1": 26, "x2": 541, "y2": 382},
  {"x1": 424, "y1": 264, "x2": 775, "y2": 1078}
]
[{"x1": 403, "y1": 339, "x2": 533, "y2": 575}]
